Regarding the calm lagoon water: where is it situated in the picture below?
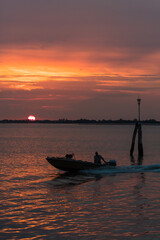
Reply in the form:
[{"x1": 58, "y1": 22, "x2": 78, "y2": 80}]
[{"x1": 0, "y1": 123, "x2": 160, "y2": 240}]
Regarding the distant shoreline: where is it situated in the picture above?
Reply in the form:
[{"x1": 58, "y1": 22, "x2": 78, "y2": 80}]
[{"x1": 0, "y1": 119, "x2": 160, "y2": 125}]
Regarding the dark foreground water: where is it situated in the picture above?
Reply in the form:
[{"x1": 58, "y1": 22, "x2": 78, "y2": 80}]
[{"x1": 0, "y1": 124, "x2": 160, "y2": 240}]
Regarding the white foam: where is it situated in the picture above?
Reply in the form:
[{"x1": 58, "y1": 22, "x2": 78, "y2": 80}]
[{"x1": 81, "y1": 164, "x2": 160, "y2": 175}]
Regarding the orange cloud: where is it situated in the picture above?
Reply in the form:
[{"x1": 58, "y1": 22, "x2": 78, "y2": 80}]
[{"x1": 1, "y1": 46, "x2": 160, "y2": 92}]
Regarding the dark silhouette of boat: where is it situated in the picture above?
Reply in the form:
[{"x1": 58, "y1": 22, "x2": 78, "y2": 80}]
[{"x1": 46, "y1": 156, "x2": 116, "y2": 172}]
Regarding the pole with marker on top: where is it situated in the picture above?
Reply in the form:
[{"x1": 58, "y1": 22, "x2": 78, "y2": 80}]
[
  {"x1": 130, "y1": 98, "x2": 143, "y2": 158},
  {"x1": 137, "y1": 98, "x2": 141, "y2": 122}
]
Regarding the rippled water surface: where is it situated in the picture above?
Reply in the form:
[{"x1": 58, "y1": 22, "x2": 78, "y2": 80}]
[{"x1": 0, "y1": 124, "x2": 160, "y2": 239}]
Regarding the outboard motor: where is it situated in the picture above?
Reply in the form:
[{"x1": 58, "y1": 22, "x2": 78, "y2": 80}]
[{"x1": 109, "y1": 159, "x2": 117, "y2": 166}]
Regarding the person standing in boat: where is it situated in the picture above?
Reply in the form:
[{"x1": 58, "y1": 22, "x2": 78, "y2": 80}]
[{"x1": 94, "y1": 152, "x2": 106, "y2": 165}]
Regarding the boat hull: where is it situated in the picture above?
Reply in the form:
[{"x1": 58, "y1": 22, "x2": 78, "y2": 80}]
[{"x1": 46, "y1": 157, "x2": 116, "y2": 172}]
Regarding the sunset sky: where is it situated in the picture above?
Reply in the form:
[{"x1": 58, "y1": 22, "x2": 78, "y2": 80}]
[{"x1": 1, "y1": 0, "x2": 160, "y2": 120}]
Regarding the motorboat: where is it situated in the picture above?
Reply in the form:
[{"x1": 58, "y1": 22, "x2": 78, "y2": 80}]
[{"x1": 46, "y1": 155, "x2": 116, "y2": 172}]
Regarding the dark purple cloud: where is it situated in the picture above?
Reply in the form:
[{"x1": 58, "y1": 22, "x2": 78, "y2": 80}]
[{"x1": 1, "y1": 0, "x2": 160, "y2": 52}]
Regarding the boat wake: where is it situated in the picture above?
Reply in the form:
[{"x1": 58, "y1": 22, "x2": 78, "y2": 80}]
[{"x1": 82, "y1": 164, "x2": 160, "y2": 175}]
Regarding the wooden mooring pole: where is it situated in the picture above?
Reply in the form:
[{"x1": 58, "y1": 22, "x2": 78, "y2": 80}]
[
  {"x1": 138, "y1": 122, "x2": 143, "y2": 157},
  {"x1": 130, "y1": 98, "x2": 143, "y2": 158},
  {"x1": 130, "y1": 122, "x2": 138, "y2": 157}
]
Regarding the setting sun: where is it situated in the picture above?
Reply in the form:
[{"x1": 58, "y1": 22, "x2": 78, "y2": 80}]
[{"x1": 28, "y1": 115, "x2": 36, "y2": 121}]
